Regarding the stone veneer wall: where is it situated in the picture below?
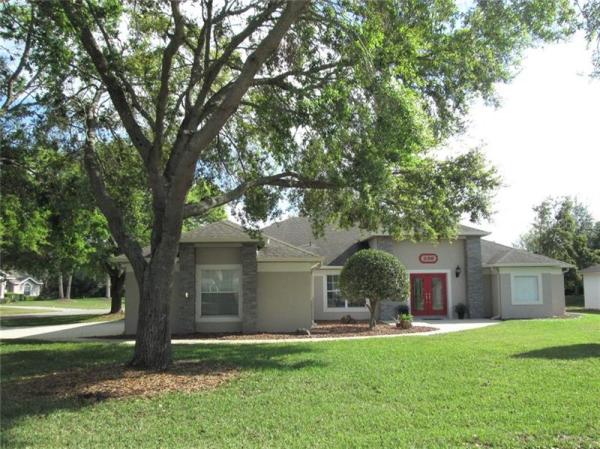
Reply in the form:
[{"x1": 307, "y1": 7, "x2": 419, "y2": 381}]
[
  {"x1": 172, "y1": 244, "x2": 196, "y2": 334},
  {"x1": 465, "y1": 236, "x2": 484, "y2": 318},
  {"x1": 241, "y1": 243, "x2": 258, "y2": 333}
]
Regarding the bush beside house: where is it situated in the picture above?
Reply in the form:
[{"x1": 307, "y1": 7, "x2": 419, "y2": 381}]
[{"x1": 340, "y1": 249, "x2": 408, "y2": 328}]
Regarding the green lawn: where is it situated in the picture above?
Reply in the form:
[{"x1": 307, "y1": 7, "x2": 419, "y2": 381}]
[
  {"x1": 1, "y1": 314, "x2": 599, "y2": 449},
  {"x1": 2, "y1": 297, "x2": 113, "y2": 310},
  {"x1": 0, "y1": 307, "x2": 46, "y2": 316},
  {"x1": 0, "y1": 312, "x2": 124, "y2": 328}
]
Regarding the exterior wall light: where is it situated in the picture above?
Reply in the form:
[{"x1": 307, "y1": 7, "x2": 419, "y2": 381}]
[{"x1": 455, "y1": 265, "x2": 462, "y2": 278}]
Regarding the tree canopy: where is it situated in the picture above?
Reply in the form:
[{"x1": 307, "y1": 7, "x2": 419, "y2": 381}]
[
  {"x1": 518, "y1": 197, "x2": 600, "y2": 294},
  {"x1": 0, "y1": 0, "x2": 579, "y2": 368}
]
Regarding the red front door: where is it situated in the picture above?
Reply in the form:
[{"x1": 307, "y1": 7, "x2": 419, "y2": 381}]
[{"x1": 410, "y1": 273, "x2": 448, "y2": 316}]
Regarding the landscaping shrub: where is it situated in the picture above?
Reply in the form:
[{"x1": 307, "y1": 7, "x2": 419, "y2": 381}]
[
  {"x1": 340, "y1": 314, "x2": 357, "y2": 324},
  {"x1": 340, "y1": 249, "x2": 408, "y2": 328},
  {"x1": 396, "y1": 302, "x2": 410, "y2": 316},
  {"x1": 454, "y1": 303, "x2": 469, "y2": 319}
]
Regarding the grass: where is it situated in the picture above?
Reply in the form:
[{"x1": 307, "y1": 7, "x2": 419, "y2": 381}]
[
  {"x1": 2, "y1": 297, "x2": 113, "y2": 310},
  {"x1": 0, "y1": 307, "x2": 46, "y2": 316},
  {"x1": 0, "y1": 312, "x2": 124, "y2": 328},
  {"x1": 1, "y1": 314, "x2": 599, "y2": 449}
]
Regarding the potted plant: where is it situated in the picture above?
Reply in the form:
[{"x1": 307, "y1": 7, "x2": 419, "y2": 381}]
[
  {"x1": 454, "y1": 303, "x2": 468, "y2": 319},
  {"x1": 396, "y1": 313, "x2": 413, "y2": 329}
]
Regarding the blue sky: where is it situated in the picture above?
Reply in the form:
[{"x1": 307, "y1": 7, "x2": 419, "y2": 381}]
[{"x1": 447, "y1": 32, "x2": 600, "y2": 245}]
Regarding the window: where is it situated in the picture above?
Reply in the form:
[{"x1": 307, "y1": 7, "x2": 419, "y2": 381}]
[
  {"x1": 23, "y1": 283, "x2": 32, "y2": 296},
  {"x1": 200, "y1": 267, "x2": 241, "y2": 317},
  {"x1": 512, "y1": 275, "x2": 542, "y2": 305},
  {"x1": 325, "y1": 274, "x2": 366, "y2": 309}
]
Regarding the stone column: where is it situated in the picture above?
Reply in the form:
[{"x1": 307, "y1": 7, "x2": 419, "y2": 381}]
[
  {"x1": 241, "y1": 243, "x2": 258, "y2": 333},
  {"x1": 465, "y1": 237, "x2": 484, "y2": 318},
  {"x1": 172, "y1": 244, "x2": 196, "y2": 334}
]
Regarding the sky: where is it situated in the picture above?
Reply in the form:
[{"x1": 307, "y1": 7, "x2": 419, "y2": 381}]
[{"x1": 446, "y1": 32, "x2": 600, "y2": 246}]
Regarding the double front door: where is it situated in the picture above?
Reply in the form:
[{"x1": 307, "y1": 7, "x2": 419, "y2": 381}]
[{"x1": 410, "y1": 273, "x2": 448, "y2": 317}]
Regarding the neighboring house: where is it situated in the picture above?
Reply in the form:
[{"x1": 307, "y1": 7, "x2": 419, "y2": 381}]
[
  {"x1": 582, "y1": 264, "x2": 600, "y2": 310},
  {"x1": 120, "y1": 218, "x2": 571, "y2": 335},
  {"x1": 0, "y1": 270, "x2": 43, "y2": 298}
]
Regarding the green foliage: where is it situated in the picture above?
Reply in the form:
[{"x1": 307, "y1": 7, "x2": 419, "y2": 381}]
[
  {"x1": 580, "y1": 0, "x2": 600, "y2": 76},
  {"x1": 1, "y1": 0, "x2": 579, "y2": 245},
  {"x1": 340, "y1": 249, "x2": 408, "y2": 306},
  {"x1": 519, "y1": 197, "x2": 600, "y2": 293}
]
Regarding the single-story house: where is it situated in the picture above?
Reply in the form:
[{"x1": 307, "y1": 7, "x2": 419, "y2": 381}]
[
  {"x1": 582, "y1": 264, "x2": 600, "y2": 310},
  {"x1": 120, "y1": 218, "x2": 571, "y2": 335},
  {"x1": 0, "y1": 270, "x2": 43, "y2": 299}
]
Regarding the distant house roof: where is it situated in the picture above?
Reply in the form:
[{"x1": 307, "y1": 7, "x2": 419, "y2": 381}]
[
  {"x1": 1, "y1": 271, "x2": 43, "y2": 285},
  {"x1": 114, "y1": 220, "x2": 321, "y2": 263},
  {"x1": 582, "y1": 264, "x2": 600, "y2": 274},
  {"x1": 263, "y1": 216, "x2": 490, "y2": 266},
  {"x1": 481, "y1": 240, "x2": 572, "y2": 269}
]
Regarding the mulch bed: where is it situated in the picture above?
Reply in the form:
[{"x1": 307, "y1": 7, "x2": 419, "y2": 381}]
[
  {"x1": 3, "y1": 360, "x2": 238, "y2": 402},
  {"x1": 170, "y1": 322, "x2": 437, "y2": 340}
]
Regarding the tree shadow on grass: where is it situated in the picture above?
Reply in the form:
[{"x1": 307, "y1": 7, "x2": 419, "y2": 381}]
[
  {"x1": 0, "y1": 340, "x2": 324, "y2": 437},
  {"x1": 513, "y1": 343, "x2": 600, "y2": 360}
]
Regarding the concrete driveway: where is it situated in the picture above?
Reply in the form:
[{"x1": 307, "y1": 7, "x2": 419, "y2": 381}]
[
  {"x1": 0, "y1": 319, "x2": 125, "y2": 341},
  {"x1": 0, "y1": 319, "x2": 498, "y2": 344}
]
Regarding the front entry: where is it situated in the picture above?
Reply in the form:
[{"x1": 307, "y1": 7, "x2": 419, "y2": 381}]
[{"x1": 410, "y1": 273, "x2": 448, "y2": 317}]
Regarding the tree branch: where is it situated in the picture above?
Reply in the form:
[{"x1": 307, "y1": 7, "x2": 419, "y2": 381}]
[
  {"x1": 1, "y1": 6, "x2": 34, "y2": 113},
  {"x1": 165, "y1": 0, "x2": 309, "y2": 196},
  {"x1": 82, "y1": 92, "x2": 147, "y2": 278},
  {"x1": 60, "y1": 0, "x2": 152, "y2": 160},
  {"x1": 182, "y1": 171, "x2": 335, "y2": 218}
]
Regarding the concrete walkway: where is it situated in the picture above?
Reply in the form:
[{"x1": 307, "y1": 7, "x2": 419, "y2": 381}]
[{"x1": 0, "y1": 319, "x2": 498, "y2": 344}]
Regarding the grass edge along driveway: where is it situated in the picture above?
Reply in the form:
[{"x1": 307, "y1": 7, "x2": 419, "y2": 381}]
[{"x1": 1, "y1": 313, "x2": 599, "y2": 449}]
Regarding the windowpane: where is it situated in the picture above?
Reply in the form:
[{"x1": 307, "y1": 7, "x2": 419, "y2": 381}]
[
  {"x1": 201, "y1": 269, "x2": 240, "y2": 316},
  {"x1": 327, "y1": 290, "x2": 345, "y2": 308},
  {"x1": 514, "y1": 276, "x2": 539, "y2": 303},
  {"x1": 201, "y1": 269, "x2": 239, "y2": 293},
  {"x1": 432, "y1": 277, "x2": 443, "y2": 310},
  {"x1": 412, "y1": 277, "x2": 424, "y2": 311},
  {"x1": 201, "y1": 292, "x2": 239, "y2": 316},
  {"x1": 326, "y1": 275, "x2": 345, "y2": 308}
]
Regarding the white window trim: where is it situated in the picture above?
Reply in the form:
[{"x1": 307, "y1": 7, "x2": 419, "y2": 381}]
[
  {"x1": 510, "y1": 272, "x2": 543, "y2": 305},
  {"x1": 323, "y1": 271, "x2": 369, "y2": 312},
  {"x1": 196, "y1": 264, "x2": 243, "y2": 322},
  {"x1": 406, "y1": 269, "x2": 452, "y2": 318}
]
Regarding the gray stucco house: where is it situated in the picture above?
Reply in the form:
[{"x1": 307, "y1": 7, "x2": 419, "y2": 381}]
[{"x1": 122, "y1": 218, "x2": 571, "y2": 335}]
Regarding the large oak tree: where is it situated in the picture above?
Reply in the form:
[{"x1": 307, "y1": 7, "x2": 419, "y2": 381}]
[{"x1": 1, "y1": 0, "x2": 576, "y2": 369}]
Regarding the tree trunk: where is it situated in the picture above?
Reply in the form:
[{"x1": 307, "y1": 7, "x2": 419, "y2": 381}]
[
  {"x1": 65, "y1": 273, "x2": 72, "y2": 300},
  {"x1": 105, "y1": 273, "x2": 111, "y2": 299},
  {"x1": 129, "y1": 249, "x2": 177, "y2": 370},
  {"x1": 367, "y1": 301, "x2": 380, "y2": 329},
  {"x1": 109, "y1": 268, "x2": 125, "y2": 314},
  {"x1": 58, "y1": 273, "x2": 64, "y2": 299}
]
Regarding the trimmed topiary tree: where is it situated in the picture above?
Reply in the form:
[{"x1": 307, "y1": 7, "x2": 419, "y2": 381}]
[{"x1": 340, "y1": 249, "x2": 408, "y2": 329}]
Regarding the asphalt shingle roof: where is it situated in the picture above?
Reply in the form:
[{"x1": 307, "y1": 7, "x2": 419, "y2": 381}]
[
  {"x1": 481, "y1": 240, "x2": 572, "y2": 268},
  {"x1": 582, "y1": 264, "x2": 600, "y2": 274},
  {"x1": 114, "y1": 220, "x2": 320, "y2": 263}
]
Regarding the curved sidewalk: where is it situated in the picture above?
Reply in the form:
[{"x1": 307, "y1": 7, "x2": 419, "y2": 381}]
[{"x1": 0, "y1": 319, "x2": 498, "y2": 344}]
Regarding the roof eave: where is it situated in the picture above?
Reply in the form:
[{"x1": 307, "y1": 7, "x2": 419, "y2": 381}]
[{"x1": 483, "y1": 263, "x2": 573, "y2": 269}]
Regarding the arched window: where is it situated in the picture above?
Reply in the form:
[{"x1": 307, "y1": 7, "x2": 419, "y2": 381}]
[{"x1": 23, "y1": 282, "x2": 32, "y2": 296}]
